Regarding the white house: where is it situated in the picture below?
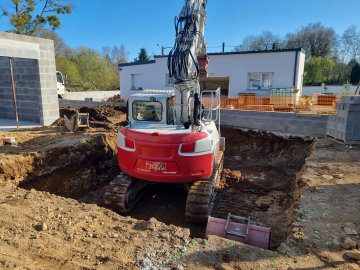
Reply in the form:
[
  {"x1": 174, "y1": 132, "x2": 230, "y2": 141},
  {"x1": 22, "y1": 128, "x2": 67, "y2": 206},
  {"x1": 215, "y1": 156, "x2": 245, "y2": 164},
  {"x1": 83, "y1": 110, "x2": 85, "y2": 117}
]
[{"x1": 118, "y1": 48, "x2": 305, "y2": 98}]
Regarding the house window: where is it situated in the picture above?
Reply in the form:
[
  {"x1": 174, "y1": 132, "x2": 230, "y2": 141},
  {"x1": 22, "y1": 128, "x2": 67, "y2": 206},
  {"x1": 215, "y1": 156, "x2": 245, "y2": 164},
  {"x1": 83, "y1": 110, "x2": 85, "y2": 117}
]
[
  {"x1": 248, "y1": 73, "x2": 274, "y2": 89},
  {"x1": 131, "y1": 74, "x2": 143, "y2": 90},
  {"x1": 165, "y1": 74, "x2": 172, "y2": 86}
]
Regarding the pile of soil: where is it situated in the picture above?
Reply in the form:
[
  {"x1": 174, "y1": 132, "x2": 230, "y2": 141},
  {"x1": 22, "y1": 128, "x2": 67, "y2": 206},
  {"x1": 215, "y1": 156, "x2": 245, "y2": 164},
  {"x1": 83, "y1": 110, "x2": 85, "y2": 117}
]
[
  {"x1": 59, "y1": 105, "x2": 127, "y2": 132},
  {"x1": 107, "y1": 96, "x2": 125, "y2": 103}
]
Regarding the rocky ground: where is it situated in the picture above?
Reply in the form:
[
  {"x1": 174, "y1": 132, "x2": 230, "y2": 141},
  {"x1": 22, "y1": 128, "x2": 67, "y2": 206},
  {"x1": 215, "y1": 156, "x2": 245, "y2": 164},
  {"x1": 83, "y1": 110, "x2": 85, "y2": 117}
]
[{"x1": 0, "y1": 105, "x2": 359, "y2": 269}]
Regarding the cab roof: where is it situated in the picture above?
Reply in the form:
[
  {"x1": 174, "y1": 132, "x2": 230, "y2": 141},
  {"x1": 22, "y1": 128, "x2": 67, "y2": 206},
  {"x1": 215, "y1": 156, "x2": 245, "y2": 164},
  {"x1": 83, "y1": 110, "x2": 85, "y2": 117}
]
[{"x1": 130, "y1": 89, "x2": 175, "y2": 99}]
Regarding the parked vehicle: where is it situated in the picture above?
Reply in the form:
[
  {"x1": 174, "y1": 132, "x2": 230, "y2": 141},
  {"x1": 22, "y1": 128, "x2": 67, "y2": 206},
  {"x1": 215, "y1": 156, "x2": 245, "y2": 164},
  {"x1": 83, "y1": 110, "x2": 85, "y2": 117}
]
[{"x1": 56, "y1": 71, "x2": 67, "y2": 99}]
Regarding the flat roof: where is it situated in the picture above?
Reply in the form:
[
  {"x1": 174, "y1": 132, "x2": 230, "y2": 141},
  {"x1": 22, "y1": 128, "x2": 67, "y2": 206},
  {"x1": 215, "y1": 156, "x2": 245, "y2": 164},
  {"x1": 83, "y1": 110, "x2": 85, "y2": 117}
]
[
  {"x1": 118, "y1": 48, "x2": 305, "y2": 68},
  {"x1": 154, "y1": 48, "x2": 304, "y2": 58}
]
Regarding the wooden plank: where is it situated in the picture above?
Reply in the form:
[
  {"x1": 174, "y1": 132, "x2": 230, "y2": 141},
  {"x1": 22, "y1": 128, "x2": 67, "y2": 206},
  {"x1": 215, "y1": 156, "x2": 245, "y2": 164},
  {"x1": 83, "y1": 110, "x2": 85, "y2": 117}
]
[
  {"x1": 296, "y1": 113, "x2": 322, "y2": 118},
  {"x1": 325, "y1": 135, "x2": 360, "y2": 145}
]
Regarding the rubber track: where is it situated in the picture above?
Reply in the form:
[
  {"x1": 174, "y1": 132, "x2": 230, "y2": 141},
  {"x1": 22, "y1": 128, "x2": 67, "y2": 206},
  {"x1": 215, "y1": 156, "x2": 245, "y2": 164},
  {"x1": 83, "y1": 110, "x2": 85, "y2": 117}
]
[
  {"x1": 185, "y1": 151, "x2": 224, "y2": 223},
  {"x1": 104, "y1": 172, "x2": 135, "y2": 213}
]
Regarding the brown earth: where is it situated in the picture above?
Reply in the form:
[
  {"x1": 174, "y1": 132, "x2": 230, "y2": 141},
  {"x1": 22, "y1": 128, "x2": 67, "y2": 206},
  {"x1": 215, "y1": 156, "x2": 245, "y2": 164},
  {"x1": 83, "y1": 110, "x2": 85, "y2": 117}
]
[{"x1": 0, "y1": 105, "x2": 360, "y2": 269}]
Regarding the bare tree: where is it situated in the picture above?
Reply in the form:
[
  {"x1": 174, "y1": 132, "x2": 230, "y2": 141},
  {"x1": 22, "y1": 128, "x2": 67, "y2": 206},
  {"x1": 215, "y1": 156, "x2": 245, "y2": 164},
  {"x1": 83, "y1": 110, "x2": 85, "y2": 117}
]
[
  {"x1": 111, "y1": 45, "x2": 129, "y2": 64},
  {"x1": 341, "y1": 25, "x2": 360, "y2": 62},
  {"x1": 285, "y1": 22, "x2": 337, "y2": 59},
  {"x1": 234, "y1": 31, "x2": 282, "y2": 51},
  {"x1": 308, "y1": 23, "x2": 338, "y2": 58},
  {"x1": 102, "y1": 46, "x2": 112, "y2": 62},
  {"x1": 35, "y1": 29, "x2": 67, "y2": 56}
]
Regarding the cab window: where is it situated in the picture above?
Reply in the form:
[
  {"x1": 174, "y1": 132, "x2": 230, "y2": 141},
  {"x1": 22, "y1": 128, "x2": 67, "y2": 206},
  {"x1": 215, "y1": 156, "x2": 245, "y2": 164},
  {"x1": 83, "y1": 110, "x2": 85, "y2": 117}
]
[
  {"x1": 56, "y1": 73, "x2": 63, "y2": 84},
  {"x1": 133, "y1": 101, "x2": 162, "y2": 121}
]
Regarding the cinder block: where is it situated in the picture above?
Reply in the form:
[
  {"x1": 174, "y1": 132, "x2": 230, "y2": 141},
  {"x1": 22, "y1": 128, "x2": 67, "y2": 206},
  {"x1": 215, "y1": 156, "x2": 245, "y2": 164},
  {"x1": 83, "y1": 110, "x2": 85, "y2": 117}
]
[
  {"x1": 342, "y1": 95, "x2": 360, "y2": 104},
  {"x1": 41, "y1": 103, "x2": 58, "y2": 110},
  {"x1": 39, "y1": 45, "x2": 50, "y2": 52},
  {"x1": 41, "y1": 38, "x2": 54, "y2": 47},
  {"x1": 343, "y1": 104, "x2": 360, "y2": 112},
  {"x1": 335, "y1": 102, "x2": 342, "y2": 110},
  {"x1": 0, "y1": 32, "x2": 14, "y2": 40},
  {"x1": 19, "y1": 101, "x2": 40, "y2": 109},
  {"x1": 344, "y1": 117, "x2": 360, "y2": 125},
  {"x1": 45, "y1": 51, "x2": 55, "y2": 59},
  {"x1": 312, "y1": 127, "x2": 326, "y2": 135},
  {"x1": 38, "y1": 59, "x2": 50, "y2": 67}
]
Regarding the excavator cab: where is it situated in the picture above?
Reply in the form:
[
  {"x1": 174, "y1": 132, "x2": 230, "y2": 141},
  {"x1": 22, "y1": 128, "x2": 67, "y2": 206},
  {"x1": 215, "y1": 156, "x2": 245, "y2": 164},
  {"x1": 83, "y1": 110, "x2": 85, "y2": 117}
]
[{"x1": 128, "y1": 90, "x2": 176, "y2": 125}]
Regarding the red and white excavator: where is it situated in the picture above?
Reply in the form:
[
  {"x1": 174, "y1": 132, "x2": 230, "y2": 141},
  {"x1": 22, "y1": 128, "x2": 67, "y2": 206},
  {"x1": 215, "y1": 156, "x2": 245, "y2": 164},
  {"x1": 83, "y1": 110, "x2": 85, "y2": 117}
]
[{"x1": 105, "y1": 0, "x2": 226, "y2": 223}]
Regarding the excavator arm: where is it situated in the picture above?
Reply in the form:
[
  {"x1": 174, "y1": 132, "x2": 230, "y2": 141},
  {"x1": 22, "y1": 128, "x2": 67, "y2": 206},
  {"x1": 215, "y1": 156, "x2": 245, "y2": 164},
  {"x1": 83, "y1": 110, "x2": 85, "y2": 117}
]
[{"x1": 167, "y1": 0, "x2": 208, "y2": 84}]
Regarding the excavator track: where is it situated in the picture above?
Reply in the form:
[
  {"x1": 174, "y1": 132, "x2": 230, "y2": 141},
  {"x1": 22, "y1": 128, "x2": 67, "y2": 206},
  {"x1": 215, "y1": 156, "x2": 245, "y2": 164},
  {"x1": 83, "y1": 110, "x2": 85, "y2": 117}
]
[
  {"x1": 185, "y1": 151, "x2": 224, "y2": 223},
  {"x1": 104, "y1": 173, "x2": 150, "y2": 213}
]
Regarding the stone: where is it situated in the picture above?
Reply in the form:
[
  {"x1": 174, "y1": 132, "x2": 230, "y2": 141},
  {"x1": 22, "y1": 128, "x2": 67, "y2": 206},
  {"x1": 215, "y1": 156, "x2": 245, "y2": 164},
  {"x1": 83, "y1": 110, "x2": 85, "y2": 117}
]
[
  {"x1": 344, "y1": 237, "x2": 357, "y2": 249},
  {"x1": 333, "y1": 174, "x2": 344, "y2": 179},
  {"x1": 344, "y1": 227, "x2": 358, "y2": 235},
  {"x1": 88, "y1": 233, "x2": 93, "y2": 237},
  {"x1": 41, "y1": 222, "x2": 47, "y2": 231},
  {"x1": 321, "y1": 175, "x2": 333, "y2": 180},
  {"x1": 160, "y1": 233, "x2": 169, "y2": 241},
  {"x1": 111, "y1": 234, "x2": 119, "y2": 238},
  {"x1": 345, "y1": 252, "x2": 360, "y2": 260}
]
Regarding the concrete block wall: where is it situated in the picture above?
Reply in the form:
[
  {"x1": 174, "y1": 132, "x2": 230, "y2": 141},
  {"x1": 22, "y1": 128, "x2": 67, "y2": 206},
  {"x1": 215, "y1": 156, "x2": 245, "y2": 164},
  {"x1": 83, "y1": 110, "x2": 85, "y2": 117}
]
[
  {"x1": 220, "y1": 110, "x2": 329, "y2": 137},
  {"x1": 0, "y1": 31, "x2": 59, "y2": 125},
  {"x1": 0, "y1": 57, "x2": 41, "y2": 122},
  {"x1": 63, "y1": 90, "x2": 120, "y2": 101},
  {"x1": 326, "y1": 96, "x2": 360, "y2": 141}
]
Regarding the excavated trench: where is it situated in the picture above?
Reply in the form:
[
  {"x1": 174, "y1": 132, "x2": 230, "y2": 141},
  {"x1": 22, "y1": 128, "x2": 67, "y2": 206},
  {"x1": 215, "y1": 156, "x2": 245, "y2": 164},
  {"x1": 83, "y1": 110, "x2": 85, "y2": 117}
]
[
  {"x1": 1, "y1": 123, "x2": 314, "y2": 250},
  {"x1": 116, "y1": 127, "x2": 314, "y2": 249}
]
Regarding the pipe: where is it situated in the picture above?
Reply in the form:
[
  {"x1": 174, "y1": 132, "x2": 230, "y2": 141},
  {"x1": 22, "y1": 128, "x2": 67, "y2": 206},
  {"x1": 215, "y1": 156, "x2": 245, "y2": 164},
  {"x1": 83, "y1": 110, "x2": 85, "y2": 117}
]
[
  {"x1": 293, "y1": 51, "x2": 298, "y2": 88},
  {"x1": 9, "y1": 57, "x2": 19, "y2": 130}
]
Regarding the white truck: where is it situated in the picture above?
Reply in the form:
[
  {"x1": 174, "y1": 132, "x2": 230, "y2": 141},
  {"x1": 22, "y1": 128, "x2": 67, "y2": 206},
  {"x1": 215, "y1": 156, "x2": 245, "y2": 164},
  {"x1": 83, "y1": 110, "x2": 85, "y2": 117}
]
[{"x1": 56, "y1": 71, "x2": 67, "y2": 99}]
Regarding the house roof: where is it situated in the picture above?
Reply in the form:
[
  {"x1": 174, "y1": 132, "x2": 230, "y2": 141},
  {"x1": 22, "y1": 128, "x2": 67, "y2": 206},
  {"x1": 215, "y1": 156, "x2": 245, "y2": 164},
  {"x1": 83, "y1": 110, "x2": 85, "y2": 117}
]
[{"x1": 118, "y1": 48, "x2": 304, "y2": 68}]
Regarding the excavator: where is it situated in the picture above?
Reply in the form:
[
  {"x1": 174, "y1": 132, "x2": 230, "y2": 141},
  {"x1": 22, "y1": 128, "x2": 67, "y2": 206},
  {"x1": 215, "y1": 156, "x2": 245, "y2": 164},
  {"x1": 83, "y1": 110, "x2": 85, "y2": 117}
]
[{"x1": 105, "y1": 0, "x2": 228, "y2": 223}]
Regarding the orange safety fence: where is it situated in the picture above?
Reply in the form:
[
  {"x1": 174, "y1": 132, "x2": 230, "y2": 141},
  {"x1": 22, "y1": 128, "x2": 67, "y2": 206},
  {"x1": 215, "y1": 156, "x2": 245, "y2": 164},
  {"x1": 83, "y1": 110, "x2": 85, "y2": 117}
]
[{"x1": 201, "y1": 95, "x2": 349, "y2": 114}]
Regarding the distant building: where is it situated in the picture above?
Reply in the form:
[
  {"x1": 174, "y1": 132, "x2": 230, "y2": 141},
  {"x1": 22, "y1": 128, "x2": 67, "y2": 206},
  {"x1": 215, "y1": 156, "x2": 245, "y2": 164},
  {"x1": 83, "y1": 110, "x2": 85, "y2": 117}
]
[{"x1": 118, "y1": 48, "x2": 305, "y2": 98}]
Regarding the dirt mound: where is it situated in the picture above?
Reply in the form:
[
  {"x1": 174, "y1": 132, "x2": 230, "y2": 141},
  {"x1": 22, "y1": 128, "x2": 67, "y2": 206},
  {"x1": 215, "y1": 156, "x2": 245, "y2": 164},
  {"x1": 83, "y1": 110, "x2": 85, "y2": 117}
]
[
  {"x1": 58, "y1": 105, "x2": 127, "y2": 132},
  {"x1": 79, "y1": 105, "x2": 126, "y2": 122},
  {"x1": 107, "y1": 96, "x2": 125, "y2": 103},
  {"x1": 59, "y1": 106, "x2": 78, "y2": 119}
]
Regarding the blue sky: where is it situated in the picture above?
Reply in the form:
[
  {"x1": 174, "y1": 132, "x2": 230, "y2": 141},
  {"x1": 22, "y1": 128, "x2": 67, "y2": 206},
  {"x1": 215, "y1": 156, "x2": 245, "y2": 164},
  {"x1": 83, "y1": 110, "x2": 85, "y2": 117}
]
[{"x1": 1, "y1": 0, "x2": 359, "y2": 60}]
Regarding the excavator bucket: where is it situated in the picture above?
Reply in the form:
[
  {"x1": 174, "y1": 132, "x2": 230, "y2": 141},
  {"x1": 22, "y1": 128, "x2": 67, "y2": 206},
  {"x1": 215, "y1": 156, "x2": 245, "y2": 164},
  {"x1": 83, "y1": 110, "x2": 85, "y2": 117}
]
[
  {"x1": 64, "y1": 113, "x2": 89, "y2": 132},
  {"x1": 200, "y1": 76, "x2": 230, "y2": 97},
  {"x1": 205, "y1": 214, "x2": 271, "y2": 250}
]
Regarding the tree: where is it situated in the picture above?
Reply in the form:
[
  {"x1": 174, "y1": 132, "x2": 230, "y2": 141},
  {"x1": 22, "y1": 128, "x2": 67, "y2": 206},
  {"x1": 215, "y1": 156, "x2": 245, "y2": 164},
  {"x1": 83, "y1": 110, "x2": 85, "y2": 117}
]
[
  {"x1": 0, "y1": 0, "x2": 74, "y2": 36},
  {"x1": 73, "y1": 47, "x2": 119, "y2": 90},
  {"x1": 111, "y1": 45, "x2": 129, "y2": 64},
  {"x1": 135, "y1": 48, "x2": 150, "y2": 62},
  {"x1": 101, "y1": 46, "x2": 112, "y2": 63},
  {"x1": 55, "y1": 56, "x2": 79, "y2": 84},
  {"x1": 234, "y1": 31, "x2": 282, "y2": 51},
  {"x1": 285, "y1": 22, "x2": 337, "y2": 59},
  {"x1": 350, "y1": 63, "x2": 360, "y2": 84},
  {"x1": 304, "y1": 56, "x2": 335, "y2": 85},
  {"x1": 341, "y1": 25, "x2": 360, "y2": 63},
  {"x1": 35, "y1": 29, "x2": 66, "y2": 56}
]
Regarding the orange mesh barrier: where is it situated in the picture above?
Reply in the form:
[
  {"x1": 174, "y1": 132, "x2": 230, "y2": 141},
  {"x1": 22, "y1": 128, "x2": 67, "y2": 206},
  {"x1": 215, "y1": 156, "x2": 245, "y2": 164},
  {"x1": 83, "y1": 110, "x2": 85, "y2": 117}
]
[{"x1": 201, "y1": 95, "x2": 359, "y2": 114}]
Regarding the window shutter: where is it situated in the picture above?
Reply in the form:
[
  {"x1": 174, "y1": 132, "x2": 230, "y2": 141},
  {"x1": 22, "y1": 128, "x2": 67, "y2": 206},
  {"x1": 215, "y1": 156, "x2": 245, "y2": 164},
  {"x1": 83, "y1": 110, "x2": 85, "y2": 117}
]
[{"x1": 132, "y1": 75, "x2": 142, "y2": 89}]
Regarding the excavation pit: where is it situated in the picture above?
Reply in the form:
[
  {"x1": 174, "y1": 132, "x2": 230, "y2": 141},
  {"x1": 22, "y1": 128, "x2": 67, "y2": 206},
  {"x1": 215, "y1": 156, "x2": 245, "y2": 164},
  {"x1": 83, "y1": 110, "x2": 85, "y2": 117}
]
[{"x1": 0, "y1": 109, "x2": 314, "y2": 249}]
